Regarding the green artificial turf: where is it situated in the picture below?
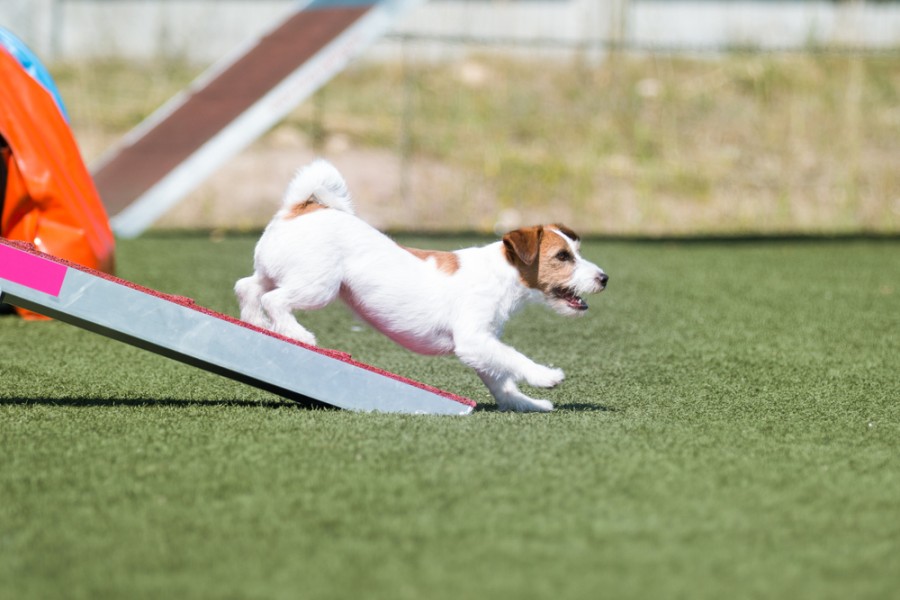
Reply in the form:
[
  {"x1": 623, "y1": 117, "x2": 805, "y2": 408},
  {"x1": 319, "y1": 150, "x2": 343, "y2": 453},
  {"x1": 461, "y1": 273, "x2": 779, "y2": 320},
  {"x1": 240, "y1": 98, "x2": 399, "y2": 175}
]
[{"x1": 1, "y1": 234, "x2": 898, "y2": 599}]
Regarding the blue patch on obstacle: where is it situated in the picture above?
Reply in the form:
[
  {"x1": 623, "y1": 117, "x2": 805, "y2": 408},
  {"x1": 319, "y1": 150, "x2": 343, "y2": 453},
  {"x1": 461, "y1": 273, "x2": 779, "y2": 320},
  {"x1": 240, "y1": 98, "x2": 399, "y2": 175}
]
[
  {"x1": 0, "y1": 27, "x2": 69, "y2": 121},
  {"x1": 306, "y1": 0, "x2": 376, "y2": 9}
]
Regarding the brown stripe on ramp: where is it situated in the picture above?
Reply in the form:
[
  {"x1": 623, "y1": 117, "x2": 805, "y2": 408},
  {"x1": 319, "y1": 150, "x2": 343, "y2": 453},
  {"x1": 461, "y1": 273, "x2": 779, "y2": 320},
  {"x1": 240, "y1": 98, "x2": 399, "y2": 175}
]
[{"x1": 92, "y1": 6, "x2": 370, "y2": 216}]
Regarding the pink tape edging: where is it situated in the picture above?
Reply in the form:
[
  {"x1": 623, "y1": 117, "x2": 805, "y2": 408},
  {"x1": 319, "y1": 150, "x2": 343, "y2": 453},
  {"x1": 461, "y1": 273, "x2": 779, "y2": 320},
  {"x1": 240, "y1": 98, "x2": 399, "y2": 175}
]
[{"x1": 0, "y1": 243, "x2": 68, "y2": 297}]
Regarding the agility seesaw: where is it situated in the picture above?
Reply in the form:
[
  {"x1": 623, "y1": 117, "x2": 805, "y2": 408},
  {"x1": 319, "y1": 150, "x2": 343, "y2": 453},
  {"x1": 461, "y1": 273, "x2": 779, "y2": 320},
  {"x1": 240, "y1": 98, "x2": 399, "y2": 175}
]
[
  {"x1": 0, "y1": 238, "x2": 474, "y2": 415},
  {"x1": 93, "y1": 0, "x2": 425, "y2": 238}
]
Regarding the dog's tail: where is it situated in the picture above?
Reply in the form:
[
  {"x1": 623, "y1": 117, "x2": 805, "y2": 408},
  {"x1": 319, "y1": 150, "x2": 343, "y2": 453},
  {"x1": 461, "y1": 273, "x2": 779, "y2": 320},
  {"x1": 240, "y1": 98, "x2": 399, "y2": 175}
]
[{"x1": 281, "y1": 159, "x2": 354, "y2": 215}]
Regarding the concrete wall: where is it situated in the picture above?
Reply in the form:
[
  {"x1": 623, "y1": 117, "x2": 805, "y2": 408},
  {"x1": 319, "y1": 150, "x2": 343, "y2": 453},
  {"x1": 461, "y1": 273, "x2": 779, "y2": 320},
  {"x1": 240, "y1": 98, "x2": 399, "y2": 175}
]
[
  {"x1": 1, "y1": 0, "x2": 898, "y2": 63},
  {"x1": 633, "y1": 0, "x2": 900, "y2": 50},
  {"x1": 0, "y1": 0, "x2": 299, "y2": 62}
]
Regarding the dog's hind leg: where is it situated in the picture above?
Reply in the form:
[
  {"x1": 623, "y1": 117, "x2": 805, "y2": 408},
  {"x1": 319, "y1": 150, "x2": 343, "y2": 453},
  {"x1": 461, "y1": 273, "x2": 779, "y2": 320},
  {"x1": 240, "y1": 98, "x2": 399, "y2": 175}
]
[
  {"x1": 477, "y1": 370, "x2": 554, "y2": 413},
  {"x1": 235, "y1": 274, "x2": 273, "y2": 328},
  {"x1": 259, "y1": 281, "x2": 340, "y2": 347}
]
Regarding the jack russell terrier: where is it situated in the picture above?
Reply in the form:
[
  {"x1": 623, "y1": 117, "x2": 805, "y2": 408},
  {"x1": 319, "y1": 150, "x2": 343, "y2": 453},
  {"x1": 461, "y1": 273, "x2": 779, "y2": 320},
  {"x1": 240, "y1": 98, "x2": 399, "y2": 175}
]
[{"x1": 235, "y1": 160, "x2": 608, "y2": 412}]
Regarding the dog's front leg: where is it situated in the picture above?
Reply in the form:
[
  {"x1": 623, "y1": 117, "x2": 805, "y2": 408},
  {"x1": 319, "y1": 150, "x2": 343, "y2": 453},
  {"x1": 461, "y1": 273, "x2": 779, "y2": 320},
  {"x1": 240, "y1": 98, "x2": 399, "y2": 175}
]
[
  {"x1": 454, "y1": 333, "x2": 564, "y2": 389},
  {"x1": 477, "y1": 370, "x2": 554, "y2": 413}
]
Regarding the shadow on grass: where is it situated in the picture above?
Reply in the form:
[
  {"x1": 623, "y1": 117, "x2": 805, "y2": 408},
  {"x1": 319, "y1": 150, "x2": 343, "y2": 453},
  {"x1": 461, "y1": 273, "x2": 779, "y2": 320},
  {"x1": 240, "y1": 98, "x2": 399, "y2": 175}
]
[
  {"x1": 2, "y1": 397, "x2": 613, "y2": 413},
  {"x1": 475, "y1": 402, "x2": 615, "y2": 413},
  {"x1": 0, "y1": 397, "x2": 312, "y2": 410},
  {"x1": 557, "y1": 402, "x2": 617, "y2": 412}
]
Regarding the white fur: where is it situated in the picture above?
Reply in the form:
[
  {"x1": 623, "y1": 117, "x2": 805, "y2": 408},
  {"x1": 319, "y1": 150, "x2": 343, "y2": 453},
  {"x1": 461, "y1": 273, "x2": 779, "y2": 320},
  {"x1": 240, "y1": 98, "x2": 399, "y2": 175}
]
[
  {"x1": 236, "y1": 160, "x2": 607, "y2": 412},
  {"x1": 280, "y1": 159, "x2": 354, "y2": 215}
]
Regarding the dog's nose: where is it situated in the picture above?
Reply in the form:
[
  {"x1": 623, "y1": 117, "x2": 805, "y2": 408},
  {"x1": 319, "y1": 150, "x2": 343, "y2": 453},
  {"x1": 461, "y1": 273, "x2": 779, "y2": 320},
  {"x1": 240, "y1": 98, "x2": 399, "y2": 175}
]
[{"x1": 598, "y1": 273, "x2": 609, "y2": 288}]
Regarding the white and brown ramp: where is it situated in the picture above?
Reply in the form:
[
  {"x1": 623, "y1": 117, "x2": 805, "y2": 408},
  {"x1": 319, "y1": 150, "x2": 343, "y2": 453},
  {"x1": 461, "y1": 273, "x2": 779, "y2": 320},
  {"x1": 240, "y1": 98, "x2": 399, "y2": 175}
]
[{"x1": 92, "y1": 0, "x2": 422, "y2": 238}]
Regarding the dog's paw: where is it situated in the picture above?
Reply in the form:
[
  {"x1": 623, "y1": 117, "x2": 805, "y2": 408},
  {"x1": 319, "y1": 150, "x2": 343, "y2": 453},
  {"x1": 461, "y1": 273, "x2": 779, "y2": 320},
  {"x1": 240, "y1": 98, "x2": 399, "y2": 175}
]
[
  {"x1": 280, "y1": 328, "x2": 317, "y2": 347},
  {"x1": 498, "y1": 398, "x2": 554, "y2": 413},
  {"x1": 529, "y1": 399, "x2": 554, "y2": 413},
  {"x1": 298, "y1": 333, "x2": 318, "y2": 347},
  {"x1": 525, "y1": 366, "x2": 565, "y2": 389}
]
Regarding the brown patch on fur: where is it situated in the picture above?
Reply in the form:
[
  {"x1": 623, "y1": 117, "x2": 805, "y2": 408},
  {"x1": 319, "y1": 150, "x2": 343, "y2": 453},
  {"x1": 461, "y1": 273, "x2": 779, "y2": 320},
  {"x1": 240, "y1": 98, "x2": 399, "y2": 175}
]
[
  {"x1": 503, "y1": 225, "x2": 579, "y2": 292},
  {"x1": 402, "y1": 246, "x2": 460, "y2": 275},
  {"x1": 502, "y1": 226, "x2": 543, "y2": 267},
  {"x1": 284, "y1": 197, "x2": 325, "y2": 219}
]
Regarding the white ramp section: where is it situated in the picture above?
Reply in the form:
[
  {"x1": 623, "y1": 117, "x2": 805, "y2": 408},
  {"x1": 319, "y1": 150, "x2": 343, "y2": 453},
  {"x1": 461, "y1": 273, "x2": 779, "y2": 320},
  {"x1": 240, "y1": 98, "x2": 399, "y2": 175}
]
[
  {"x1": 91, "y1": 0, "x2": 424, "y2": 239},
  {"x1": 0, "y1": 238, "x2": 475, "y2": 415}
]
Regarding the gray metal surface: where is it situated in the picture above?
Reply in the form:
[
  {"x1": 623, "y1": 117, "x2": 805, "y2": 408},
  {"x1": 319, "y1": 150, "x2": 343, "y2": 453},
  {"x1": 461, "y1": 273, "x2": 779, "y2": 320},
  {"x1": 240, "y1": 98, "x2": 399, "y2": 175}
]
[{"x1": 0, "y1": 250, "x2": 473, "y2": 415}]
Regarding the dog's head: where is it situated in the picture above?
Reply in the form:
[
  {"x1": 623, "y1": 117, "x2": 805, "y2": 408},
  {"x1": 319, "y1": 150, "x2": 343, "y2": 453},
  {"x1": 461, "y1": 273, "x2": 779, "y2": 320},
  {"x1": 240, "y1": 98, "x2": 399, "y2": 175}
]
[{"x1": 502, "y1": 224, "x2": 608, "y2": 316}]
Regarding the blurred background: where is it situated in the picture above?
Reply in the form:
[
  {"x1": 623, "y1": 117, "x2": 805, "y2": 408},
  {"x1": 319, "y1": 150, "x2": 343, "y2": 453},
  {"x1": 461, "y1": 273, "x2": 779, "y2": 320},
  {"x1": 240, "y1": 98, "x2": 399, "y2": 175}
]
[{"x1": 2, "y1": 0, "x2": 899, "y2": 235}]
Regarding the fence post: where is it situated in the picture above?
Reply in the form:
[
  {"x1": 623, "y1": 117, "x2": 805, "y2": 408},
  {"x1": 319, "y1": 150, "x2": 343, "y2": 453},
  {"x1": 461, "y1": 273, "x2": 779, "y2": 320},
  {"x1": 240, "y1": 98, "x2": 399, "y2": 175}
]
[
  {"x1": 399, "y1": 34, "x2": 414, "y2": 213},
  {"x1": 49, "y1": 0, "x2": 63, "y2": 61},
  {"x1": 610, "y1": 0, "x2": 629, "y2": 52}
]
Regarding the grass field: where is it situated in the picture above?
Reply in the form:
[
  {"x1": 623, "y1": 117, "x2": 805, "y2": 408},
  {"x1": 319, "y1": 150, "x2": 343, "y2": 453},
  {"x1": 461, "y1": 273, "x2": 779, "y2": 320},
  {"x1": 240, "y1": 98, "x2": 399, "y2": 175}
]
[{"x1": 1, "y1": 234, "x2": 898, "y2": 599}]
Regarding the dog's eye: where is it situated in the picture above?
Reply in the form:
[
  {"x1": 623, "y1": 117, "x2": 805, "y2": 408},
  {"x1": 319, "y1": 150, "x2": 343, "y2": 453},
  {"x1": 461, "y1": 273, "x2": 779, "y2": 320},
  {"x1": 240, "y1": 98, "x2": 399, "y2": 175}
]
[{"x1": 555, "y1": 250, "x2": 573, "y2": 262}]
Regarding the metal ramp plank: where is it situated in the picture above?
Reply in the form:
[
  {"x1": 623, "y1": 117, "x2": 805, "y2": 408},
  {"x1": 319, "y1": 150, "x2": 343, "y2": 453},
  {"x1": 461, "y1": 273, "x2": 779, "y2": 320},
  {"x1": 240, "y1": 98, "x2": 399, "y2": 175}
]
[{"x1": 0, "y1": 238, "x2": 474, "y2": 415}]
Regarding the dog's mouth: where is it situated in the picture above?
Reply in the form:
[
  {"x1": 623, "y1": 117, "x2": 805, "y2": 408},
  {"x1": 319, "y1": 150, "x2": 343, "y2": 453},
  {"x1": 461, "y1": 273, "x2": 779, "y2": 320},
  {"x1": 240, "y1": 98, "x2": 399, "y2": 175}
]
[{"x1": 552, "y1": 287, "x2": 588, "y2": 311}]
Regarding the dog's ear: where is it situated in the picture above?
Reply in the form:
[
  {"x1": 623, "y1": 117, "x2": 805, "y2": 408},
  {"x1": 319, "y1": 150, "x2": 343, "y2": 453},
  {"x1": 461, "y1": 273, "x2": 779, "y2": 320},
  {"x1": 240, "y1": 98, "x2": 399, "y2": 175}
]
[
  {"x1": 503, "y1": 226, "x2": 543, "y2": 266},
  {"x1": 552, "y1": 223, "x2": 580, "y2": 242}
]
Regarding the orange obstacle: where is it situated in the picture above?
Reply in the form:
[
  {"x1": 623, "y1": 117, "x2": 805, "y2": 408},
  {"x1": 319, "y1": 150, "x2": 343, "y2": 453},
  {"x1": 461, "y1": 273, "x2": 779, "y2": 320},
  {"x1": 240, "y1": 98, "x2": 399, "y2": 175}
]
[{"x1": 0, "y1": 45, "x2": 115, "y2": 318}]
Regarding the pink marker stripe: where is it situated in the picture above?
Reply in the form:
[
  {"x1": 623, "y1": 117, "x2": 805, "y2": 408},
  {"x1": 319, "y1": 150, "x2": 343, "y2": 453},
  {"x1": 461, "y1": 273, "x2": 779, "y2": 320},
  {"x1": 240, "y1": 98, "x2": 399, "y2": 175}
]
[{"x1": 0, "y1": 244, "x2": 68, "y2": 297}]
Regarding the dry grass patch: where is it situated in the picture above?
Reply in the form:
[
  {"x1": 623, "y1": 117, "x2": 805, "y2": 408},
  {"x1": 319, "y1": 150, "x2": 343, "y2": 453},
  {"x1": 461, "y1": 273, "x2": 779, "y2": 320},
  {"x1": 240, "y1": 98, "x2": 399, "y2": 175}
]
[{"x1": 51, "y1": 52, "x2": 900, "y2": 234}]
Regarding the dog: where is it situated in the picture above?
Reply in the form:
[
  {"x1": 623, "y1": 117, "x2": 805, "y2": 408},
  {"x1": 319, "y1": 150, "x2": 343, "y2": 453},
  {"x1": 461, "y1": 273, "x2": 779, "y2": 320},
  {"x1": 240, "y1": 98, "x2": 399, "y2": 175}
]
[{"x1": 235, "y1": 159, "x2": 608, "y2": 412}]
